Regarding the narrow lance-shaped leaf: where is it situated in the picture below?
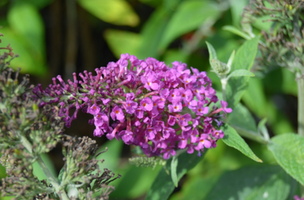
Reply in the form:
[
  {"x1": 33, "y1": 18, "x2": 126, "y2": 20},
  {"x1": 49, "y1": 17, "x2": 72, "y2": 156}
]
[
  {"x1": 206, "y1": 41, "x2": 217, "y2": 64},
  {"x1": 268, "y1": 133, "x2": 304, "y2": 186},
  {"x1": 226, "y1": 50, "x2": 235, "y2": 70},
  {"x1": 221, "y1": 123, "x2": 262, "y2": 163},
  {"x1": 258, "y1": 118, "x2": 270, "y2": 141},
  {"x1": 171, "y1": 156, "x2": 178, "y2": 187},
  {"x1": 227, "y1": 69, "x2": 255, "y2": 80},
  {"x1": 223, "y1": 25, "x2": 252, "y2": 40}
]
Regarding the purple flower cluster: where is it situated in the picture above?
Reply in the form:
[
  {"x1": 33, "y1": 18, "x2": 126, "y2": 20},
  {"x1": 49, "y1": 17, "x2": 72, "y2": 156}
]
[
  {"x1": 33, "y1": 54, "x2": 231, "y2": 159},
  {"x1": 295, "y1": 196, "x2": 304, "y2": 200}
]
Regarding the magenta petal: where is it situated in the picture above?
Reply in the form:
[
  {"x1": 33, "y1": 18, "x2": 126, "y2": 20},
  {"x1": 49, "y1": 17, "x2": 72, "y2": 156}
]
[
  {"x1": 93, "y1": 128, "x2": 103, "y2": 137},
  {"x1": 204, "y1": 140, "x2": 211, "y2": 148},
  {"x1": 178, "y1": 139, "x2": 187, "y2": 149}
]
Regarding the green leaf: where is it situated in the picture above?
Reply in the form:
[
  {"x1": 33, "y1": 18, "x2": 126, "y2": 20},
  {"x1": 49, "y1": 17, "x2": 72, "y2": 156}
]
[
  {"x1": 268, "y1": 133, "x2": 304, "y2": 186},
  {"x1": 242, "y1": 78, "x2": 268, "y2": 117},
  {"x1": 145, "y1": 150, "x2": 206, "y2": 200},
  {"x1": 170, "y1": 175, "x2": 219, "y2": 200},
  {"x1": 223, "y1": 25, "x2": 252, "y2": 40},
  {"x1": 227, "y1": 104, "x2": 255, "y2": 130},
  {"x1": 77, "y1": 0, "x2": 139, "y2": 27},
  {"x1": 138, "y1": 0, "x2": 162, "y2": 7},
  {"x1": 159, "y1": 1, "x2": 221, "y2": 50},
  {"x1": 110, "y1": 165, "x2": 162, "y2": 199},
  {"x1": 0, "y1": 27, "x2": 47, "y2": 75},
  {"x1": 96, "y1": 140, "x2": 123, "y2": 171},
  {"x1": 0, "y1": 197, "x2": 14, "y2": 200},
  {"x1": 104, "y1": 29, "x2": 142, "y2": 58},
  {"x1": 258, "y1": 118, "x2": 270, "y2": 141},
  {"x1": 163, "y1": 49, "x2": 189, "y2": 64},
  {"x1": 227, "y1": 69, "x2": 255, "y2": 79},
  {"x1": 206, "y1": 41, "x2": 217, "y2": 64},
  {"x1": 225, "y1": 37, "x2": 259, "y2": 109},
  {"x1": 5, "y1": 2, "x2": 47, "y2": 75},
  {"x1": 227, "y1": 50, "x2": 235, "y2": 70},
  {"x1": 15, "y1": 0, "x2": 53, "y2": 8},
  {"x1": 222, "y1": 124, "x2": 262, "y2": 162},
  {"x1": 136, "y1": 7, "x2": 172, "y2": 59},
  {"x1": 171, "y1": 156, "x2": 178, "y2": 187},
  {"x1": 8, "y1": 2, "x2": 45, "y2": 55},
  {"x1": 93, "y1": 140, "x2": 123, "y2": 198},
  {"x1": 206, "y1": 165, "x2": 297, "y2": 200},
  {"x1": 33, "y1": 154, "x2": 57, "y2": 181}
]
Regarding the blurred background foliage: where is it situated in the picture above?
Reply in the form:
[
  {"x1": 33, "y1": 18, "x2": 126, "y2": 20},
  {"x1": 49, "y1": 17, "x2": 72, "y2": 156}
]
[{"x1": 0, "y1": 0, "x2": 300, "y2": 199}]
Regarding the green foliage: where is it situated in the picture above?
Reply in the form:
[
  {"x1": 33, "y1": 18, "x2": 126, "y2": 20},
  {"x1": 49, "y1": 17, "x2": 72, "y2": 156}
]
[
  {"x1": 268, "y1": 134, "x2": 304, "y2": 186},
  {"x1": 2, "y1": 0, "x2": 304, "y2": 199},
  {"x1": 77, "y1": 0, "x2": 139, "y2": 27},
  {"x1": 104, "y1": 30, "x2": 141, "y2": 58},
  {"x1": 206, "y1": 165, "x2": 297, "y2": 200},
  {"x1": 170, "y1": 156, "x2": 178, "y2": 187},
  {"x1": 221, "y1": 124, "x2": 263, "y2": 163},
  {"x1": 226, "y1": 37, "x2": 259, "y2": 109},
  {"x1": 157, "y1": 1, "x2": 221, "y2": 51},
  {"x1": 32, "y1": 153, "x2": 57, "y2": 181},
  {"x1": 227, "y1": 69, "x2": 255, "y2": 79},
  {"x1": 1, "y1": 2, "x2": 47, "y2": 75},
  {"x1": 145, "y1": 150, "x2": 206, "y2": 200}
]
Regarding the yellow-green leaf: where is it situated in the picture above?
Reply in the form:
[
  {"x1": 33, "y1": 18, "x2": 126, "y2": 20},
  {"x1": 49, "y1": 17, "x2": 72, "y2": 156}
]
[{"x1": 78, "y1": 0, "x2": 139, "y2": 27}]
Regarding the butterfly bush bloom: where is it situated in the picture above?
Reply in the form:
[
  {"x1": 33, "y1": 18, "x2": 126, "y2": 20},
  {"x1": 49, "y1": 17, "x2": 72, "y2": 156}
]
[
  {"x1": 33, "y1": 54, "x2": 232, "y2": 159},
  {"x1": 294, "y1": 196, "x2": 304, "y2": 200}
]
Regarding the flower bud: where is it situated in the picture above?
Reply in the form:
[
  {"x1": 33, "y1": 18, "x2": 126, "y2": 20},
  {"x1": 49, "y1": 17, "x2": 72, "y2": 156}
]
[{"x1": 211, "y1": 58, "x2": 230, "y2": 76}]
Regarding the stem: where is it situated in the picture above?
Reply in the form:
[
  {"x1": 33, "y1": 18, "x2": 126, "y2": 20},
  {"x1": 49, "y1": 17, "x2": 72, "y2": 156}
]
[
  {"x1": 296, "y1": 73, "x2": 304, "y2": 136},
  {"x1": 296, "y1": 72, "x2": 304, "y2": 197},
  {"x1": 221, "y1": 78, "x2": 228, "y2": 102},
  {"x1": 232, "y1": 126, "x2": 268, "y2": 145},
  {"x1": 20, "y1": 135, "x2": 70, "y2": 200}
]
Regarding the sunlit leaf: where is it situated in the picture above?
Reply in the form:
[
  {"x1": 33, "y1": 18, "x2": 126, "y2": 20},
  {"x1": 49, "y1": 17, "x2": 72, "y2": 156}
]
[
  {"x1": 8, "y1": 2, "x2": 45, "y2": 55},
  {"x1": 268, "y1": 133, "x2": 304, "y2": 186},
  {"x1": 0, "y1": 28, "x2": 47, "y2": 75},
  {"x1": 78, "y1": 0, "x2": 139, "y2": 27},
  {"x1": 5, "y1": 2, "x2": 47, "y2": 75}
]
